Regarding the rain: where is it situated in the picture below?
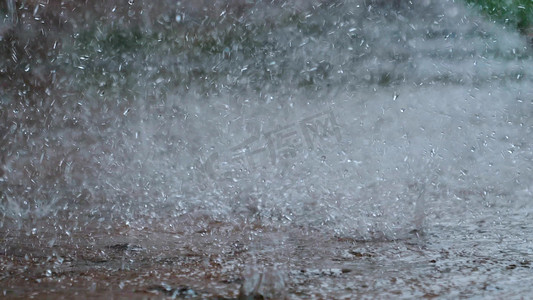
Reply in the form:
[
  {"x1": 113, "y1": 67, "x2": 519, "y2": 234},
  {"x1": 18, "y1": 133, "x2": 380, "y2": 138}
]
[{"x1": 1, "y1": 0, "x2": 533, "y2": 298}]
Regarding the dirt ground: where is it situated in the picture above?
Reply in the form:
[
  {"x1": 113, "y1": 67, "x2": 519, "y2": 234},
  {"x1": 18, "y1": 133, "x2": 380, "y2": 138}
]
[{"x1": 2, "y1": 215, "x2": 533, "y2": 299}]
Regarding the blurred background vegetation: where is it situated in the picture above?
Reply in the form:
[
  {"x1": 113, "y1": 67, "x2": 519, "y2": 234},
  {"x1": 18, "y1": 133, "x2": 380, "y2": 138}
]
[
  {"x1": 465, "y1": 0, "x2": 533, "y2": 33},
  {"x1": 0, "y1": 0, "x2": 531, "y2": 101}
]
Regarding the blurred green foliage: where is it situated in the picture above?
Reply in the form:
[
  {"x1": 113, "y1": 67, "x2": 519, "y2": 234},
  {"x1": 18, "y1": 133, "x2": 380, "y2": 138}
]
[{"x1": 465, "y1": 0, "x2": 533, "y2": 32}]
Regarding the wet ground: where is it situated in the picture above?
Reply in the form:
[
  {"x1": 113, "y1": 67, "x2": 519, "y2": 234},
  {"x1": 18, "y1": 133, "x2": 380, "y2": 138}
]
[{"x1": 3, "y1": 210, "x2": 533, "y2": 299}]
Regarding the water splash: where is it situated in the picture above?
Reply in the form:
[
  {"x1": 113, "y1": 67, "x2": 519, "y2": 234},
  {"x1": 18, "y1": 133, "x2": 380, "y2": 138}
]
[{"x1": 1, "y1": 2, "x2": 533, "y2": 297}]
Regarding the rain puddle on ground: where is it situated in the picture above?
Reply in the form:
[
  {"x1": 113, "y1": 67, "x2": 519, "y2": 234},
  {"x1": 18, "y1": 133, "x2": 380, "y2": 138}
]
[{"x1": 1, "y1": 0, "x2": 533, "y2": 298}]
